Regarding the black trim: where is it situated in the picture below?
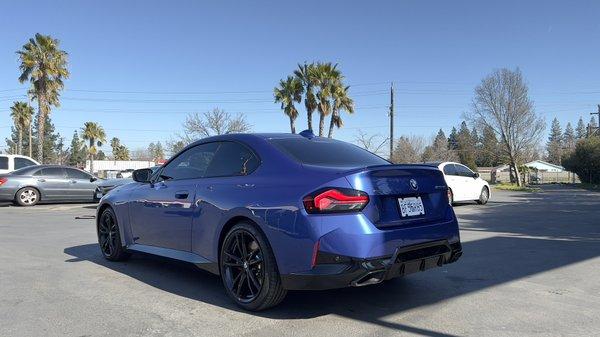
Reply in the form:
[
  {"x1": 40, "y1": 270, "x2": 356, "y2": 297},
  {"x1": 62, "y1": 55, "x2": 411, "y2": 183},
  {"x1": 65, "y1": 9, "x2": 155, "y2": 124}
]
[{"x1": 281, "y1": 240, "x2": 462, "y2": 290}]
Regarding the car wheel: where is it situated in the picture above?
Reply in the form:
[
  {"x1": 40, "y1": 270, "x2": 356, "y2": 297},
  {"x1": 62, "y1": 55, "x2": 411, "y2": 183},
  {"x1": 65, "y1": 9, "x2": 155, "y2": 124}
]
[
  {"x1": 97, "y1": 207, "x2": 131, "y2": 261},
  {"x1": 447, "y1": 188, "x2": 454, "y2": 205},
  {"x1": 15, "y1": 187, "x2": 39, "y2": 206},
  {"x1": 220, "y1": 222, "x2": 287, "y2": 311},
  {"x1": 477, "y1": 187, "x2": 489, "y2": 205}
]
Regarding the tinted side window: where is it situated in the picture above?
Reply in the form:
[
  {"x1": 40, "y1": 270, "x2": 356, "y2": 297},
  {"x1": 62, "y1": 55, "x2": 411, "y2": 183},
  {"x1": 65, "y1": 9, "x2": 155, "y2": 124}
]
[
  {"x1": 0, "y1": 156, "x2": 7, "y2": 170},
  {"x1": 14, "y1": 157, "x2": 36, "y2": 169},
  {"x1": 35, "y1": 167, "x2": 66, "y2": 178},
  {"x1": 443, "y1": 164, "x2": 457, "y2": 175},
  {"x1": 455, "y1": 164, "x2": 474, "y2": 177},
  {"x1": 161, "y1": 142, "x2": 220, "y2": 180},
  {"x1": 66, "y1": 168, "x2": 92, "y2": 180},
  {"x1": 269, "y1": 138, "x2": 389, "y2": 168},
  {"x1": 204, "y1": 142, "x2": 259, "y2": 177}
]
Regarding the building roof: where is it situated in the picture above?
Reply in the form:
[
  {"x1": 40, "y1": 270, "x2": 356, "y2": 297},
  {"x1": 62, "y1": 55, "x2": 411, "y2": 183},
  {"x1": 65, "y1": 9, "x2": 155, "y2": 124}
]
[{"x1": 525, "y1": 160, "x2": 565, "y2": 171}]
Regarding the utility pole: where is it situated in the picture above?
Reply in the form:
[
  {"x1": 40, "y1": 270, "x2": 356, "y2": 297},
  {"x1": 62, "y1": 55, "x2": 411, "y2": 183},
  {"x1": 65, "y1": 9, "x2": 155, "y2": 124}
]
[
  {"x1": 590, "y1": 104, "x2": 600, "y2": 137},
  {"x1": 389, "y1": 82, "x2": 394, "y2": 160}
]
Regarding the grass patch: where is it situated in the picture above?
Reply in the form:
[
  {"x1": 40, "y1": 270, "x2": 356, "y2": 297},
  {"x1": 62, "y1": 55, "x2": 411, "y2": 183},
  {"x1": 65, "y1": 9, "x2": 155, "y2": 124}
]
[{"x1": 493, "y1": 183, "x2": 541, "y2": 192}]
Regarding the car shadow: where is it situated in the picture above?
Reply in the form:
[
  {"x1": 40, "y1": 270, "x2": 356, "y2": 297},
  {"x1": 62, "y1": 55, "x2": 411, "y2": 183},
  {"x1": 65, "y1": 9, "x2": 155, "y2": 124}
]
[{"x1": 63, "y1": 185, "x2": 600, "y2": 337}]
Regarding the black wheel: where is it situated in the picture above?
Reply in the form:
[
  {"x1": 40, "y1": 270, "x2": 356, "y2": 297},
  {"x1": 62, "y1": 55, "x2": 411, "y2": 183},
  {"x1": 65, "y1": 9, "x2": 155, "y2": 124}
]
[
  {"x1": 477, "y1": 187, "x2": 490, "y2": 205},
  {"x1": 15, "y1": 187, "x2": 39, "y2": 206},
  {"x1": 97, "y1": 208, "x2": 130, "y2": 261},
  {"x1": 447, "y1": 188, "x2": 454, "y2": 205},
  {"x1": 220, "y1": 222, "x2": 287, "y2": 311}
]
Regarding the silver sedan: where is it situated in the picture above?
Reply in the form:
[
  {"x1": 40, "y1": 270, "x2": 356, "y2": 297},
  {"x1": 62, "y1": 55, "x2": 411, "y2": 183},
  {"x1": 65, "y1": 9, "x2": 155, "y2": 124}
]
[{"x1": 0, "y1": 165, "x2": 100, "y2": 206}]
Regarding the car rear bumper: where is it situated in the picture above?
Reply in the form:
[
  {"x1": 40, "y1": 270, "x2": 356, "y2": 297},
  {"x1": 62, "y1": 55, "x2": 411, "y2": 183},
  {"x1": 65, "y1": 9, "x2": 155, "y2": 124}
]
[{"x1": 281, "y1": 240, "x2": 462, "y2": 290}]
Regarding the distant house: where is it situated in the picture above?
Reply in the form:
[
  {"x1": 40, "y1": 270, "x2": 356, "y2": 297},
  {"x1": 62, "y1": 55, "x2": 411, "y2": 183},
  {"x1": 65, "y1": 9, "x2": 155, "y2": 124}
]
[
  {"x1": 524, "y1": 160, "x2": 564, "y2": 173},
  {"x1": 85, "y1": 160, "x2": 156, "y2": 177}
]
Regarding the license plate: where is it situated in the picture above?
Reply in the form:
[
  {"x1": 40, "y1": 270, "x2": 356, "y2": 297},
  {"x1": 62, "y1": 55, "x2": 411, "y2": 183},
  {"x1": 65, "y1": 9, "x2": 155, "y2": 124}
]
[{"x1": 398, "y1": 196, "x2": 425, "y2": 217}]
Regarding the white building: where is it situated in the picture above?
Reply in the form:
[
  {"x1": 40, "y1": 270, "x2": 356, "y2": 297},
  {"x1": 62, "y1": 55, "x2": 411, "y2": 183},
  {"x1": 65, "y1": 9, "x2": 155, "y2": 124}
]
[
  {"x1": 85, "y1": 160, "x2": 155, "y2": 175},
  {"x1": 524, "y1": 160, "x2": 564, "y2": 173}
]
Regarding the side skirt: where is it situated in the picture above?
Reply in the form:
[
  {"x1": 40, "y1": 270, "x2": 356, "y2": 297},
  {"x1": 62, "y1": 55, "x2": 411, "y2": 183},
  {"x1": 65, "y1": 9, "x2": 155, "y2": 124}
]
[{"x1": 126, "y1": 244, "x2": 219, "y2": 275}]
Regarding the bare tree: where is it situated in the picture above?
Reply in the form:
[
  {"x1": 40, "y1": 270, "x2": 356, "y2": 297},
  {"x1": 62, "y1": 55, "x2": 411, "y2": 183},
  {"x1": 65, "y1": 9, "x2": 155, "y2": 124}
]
[
  {"x1": 391, "y1": 135, "x2": 426, "y2": 163},
  {"x1": 175, "y1": 108, "x2": 252, "y2": 146},
  {"x1": 354, "y1": 129, "x2": 388, "y2": 156},
  {"x1": 467, "y1": 68, "x2": 545, "y2": 186}
]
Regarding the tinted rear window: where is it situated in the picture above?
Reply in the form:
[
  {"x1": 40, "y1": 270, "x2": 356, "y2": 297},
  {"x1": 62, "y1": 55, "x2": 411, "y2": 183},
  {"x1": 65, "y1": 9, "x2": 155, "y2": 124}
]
[
  {"x1": 0, "y1": 156, "x2": 7, "y2": 170},
  {"x1": 270, "y1": 138, "x2": 389, "y2": 168}
]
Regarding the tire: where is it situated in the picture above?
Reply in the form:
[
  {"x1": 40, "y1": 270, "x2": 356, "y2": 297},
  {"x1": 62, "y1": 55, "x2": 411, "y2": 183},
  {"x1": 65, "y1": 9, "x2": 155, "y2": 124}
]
[
  {"x1": 15, "y1": 187, "x2": 40, "y2": 206},
  {"x1": 220, "y1": 222, "x2": 287, "y2": 311},
  {"x1": 447, "y1": 188, "x2": 454, "y2": 205},
  {"x1": 97, "y1": 207, "x2": 131, "y2": 261},
  {"x1": 477, "y1": 186, "x2": 490, "y2": 205}
]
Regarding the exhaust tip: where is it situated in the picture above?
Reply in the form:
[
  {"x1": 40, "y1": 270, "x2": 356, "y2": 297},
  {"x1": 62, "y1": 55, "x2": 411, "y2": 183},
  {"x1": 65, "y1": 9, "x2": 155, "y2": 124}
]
[{"x1": 352, "y1": 270, "x2": 386, "y2": 287}]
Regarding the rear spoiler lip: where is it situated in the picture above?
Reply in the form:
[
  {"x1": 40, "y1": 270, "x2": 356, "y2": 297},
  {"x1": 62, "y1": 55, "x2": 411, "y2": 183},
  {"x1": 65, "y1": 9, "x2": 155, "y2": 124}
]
[{"x1": 337, "y1": 164, "x2": 442, "y2": 176}]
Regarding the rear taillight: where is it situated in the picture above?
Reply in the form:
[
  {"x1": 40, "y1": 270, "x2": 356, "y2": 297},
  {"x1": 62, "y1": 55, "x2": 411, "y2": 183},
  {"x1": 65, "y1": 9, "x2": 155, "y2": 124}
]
[
  {"x1": 0, "y1": 178, "x2": 7, "y2": 186},
  {"x1": 303, "y1": 188, "x2": 369, "y2": 214}
]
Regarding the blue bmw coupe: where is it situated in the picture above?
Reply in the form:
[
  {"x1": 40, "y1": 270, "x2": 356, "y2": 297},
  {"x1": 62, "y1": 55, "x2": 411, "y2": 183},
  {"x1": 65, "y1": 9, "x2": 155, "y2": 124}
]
[{"x1": 97, "y1": 131, "x2": 462, "y2": 310}]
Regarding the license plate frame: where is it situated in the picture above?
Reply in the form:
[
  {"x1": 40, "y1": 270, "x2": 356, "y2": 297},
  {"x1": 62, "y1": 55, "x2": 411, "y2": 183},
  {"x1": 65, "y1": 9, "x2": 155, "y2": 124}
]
[{"x1": 398, "y1": 196, "x2": 425, "y2": 217}]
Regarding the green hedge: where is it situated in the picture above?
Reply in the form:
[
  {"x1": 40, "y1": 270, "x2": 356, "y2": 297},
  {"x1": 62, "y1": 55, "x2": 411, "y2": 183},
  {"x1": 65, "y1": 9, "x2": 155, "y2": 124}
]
[{"x1": 562, "y1": 137, "x2": 600, "y2": 184}]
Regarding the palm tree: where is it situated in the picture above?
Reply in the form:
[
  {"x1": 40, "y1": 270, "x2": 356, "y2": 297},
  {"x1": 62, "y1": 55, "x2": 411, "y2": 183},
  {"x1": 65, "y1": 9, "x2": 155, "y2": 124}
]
[
  {"x1": 274, "y1": 76, "x2": 304, "y2": 134},
  {"x1": 313, "y1": 62, "x2": 340, "y2": 137},
  {"x1": 328, "y1": 83, "x2": 354, "y2": 138},
  {"x1": 17, "y1": 33, "x2": 69, "y2": 163},
  {"x1": 82, "y1": 122, "x2": 106, "y2": 174},
  {"x1": 294, "y1": 62, "x2": 318, "y2": 132},
  {"x1": 9, "y1": 101, "x2": 34, "y2": 155}
]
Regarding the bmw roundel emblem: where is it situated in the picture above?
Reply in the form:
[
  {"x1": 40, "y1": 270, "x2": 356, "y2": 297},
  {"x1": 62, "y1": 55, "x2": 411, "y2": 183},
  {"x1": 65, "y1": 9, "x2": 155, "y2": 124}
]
[{"x1": 410, "y1": 179, "x2": 418, "y2": 190}]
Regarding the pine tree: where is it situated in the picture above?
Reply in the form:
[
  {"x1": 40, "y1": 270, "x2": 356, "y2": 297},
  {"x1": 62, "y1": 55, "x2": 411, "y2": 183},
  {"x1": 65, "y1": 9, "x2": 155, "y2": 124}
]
[
  {"x1": 546, "y1": 118, "x2": 563, "y2": 164},
  {"x1": 456, "y1": 121, "x2": 477, "y2": 170},
  {"x1": 478, "y1": 125, "x2": 500, "y2": 167},
  {"x1": 563, "y1": 122, "x2": 576, "y2": 153},
  {"x1": 576, "y1": 117, "x2": 587, "y2": 139},
  {"x1": 6, "y1": 114, "x2": 61, "y2": 163},
  {"x1": 68, "y1": 131, "x2": 87, "y2": 167},
  {"x1": 422, "y1": 129, "x2": 458, "y2": 162},
  {"x1": 447, "y1": 127, "x2": 458, "y2": 150}
]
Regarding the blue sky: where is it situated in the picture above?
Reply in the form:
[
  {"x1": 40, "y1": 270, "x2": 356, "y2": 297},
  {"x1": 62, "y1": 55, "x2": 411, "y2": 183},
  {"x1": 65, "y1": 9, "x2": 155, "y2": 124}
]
[{"x1": 1, "y1": 0, "x2": 600, "y2": 155}]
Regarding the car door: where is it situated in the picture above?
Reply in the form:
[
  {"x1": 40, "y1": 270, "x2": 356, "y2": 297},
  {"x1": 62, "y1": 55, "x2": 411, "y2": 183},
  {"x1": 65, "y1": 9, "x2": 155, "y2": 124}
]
[
  {"x1": 65, "y1": 168, "x2": 97, "y2": 201},
  {"x1": 33, "y1": 167, "x2": 70, "y2": 200},
  {"x1": 442, "y1": 163, "x2": 464, "y2": 201},
  {"x1": 129, "y1": 142, "x2": 219, "y2": 252},
  {"x1": 455, "y1": 164, "x2": 478, "y2": 199},
  {"x1": 190, "y1": 141, "x2": 261, "y2": 259}
]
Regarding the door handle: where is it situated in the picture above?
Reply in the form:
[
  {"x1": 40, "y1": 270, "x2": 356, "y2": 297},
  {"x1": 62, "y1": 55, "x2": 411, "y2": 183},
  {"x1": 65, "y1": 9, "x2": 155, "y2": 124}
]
[
  {"x1": 70, "y1": 180, "x2": 77, "y2": 184},
  {"x1": 175, "y1": 191, "x2": 189, "y2": 199},
  {"x1": 37, "y1": 179, "x2": 46, "y2": 182}
]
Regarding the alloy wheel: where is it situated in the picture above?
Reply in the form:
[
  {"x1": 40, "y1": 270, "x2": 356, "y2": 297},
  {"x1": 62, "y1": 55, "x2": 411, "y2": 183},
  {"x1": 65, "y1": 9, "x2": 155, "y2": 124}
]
[
  {"x1": 98, "y1": 211, "x2": 119, "y2": 257},
  {"x1": 222, "y1": 230, "x2": 265, "y2": 303}
]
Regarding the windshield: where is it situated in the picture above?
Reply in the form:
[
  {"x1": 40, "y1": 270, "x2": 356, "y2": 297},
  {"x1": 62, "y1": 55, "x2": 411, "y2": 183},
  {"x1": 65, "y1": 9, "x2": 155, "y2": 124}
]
[{"x1": 270, "y1": 138, "x2": 389, "y2": 168}]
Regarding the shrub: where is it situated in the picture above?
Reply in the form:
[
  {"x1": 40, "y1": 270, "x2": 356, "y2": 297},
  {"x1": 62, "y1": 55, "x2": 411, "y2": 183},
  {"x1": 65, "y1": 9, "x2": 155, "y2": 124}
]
[{"x1": 562, "y1": 137, "x2": 600, "y2": 184}]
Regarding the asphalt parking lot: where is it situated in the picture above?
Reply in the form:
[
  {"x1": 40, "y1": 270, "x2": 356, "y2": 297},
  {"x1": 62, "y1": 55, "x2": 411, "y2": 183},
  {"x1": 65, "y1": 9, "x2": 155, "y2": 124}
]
[{"x1": 1, "y1": 185, "x2": 599, "y2": 337}]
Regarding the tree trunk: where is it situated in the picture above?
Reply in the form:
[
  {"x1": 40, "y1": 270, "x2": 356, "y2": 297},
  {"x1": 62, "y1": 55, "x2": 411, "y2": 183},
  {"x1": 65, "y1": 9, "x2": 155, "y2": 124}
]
[
  {"x1": 90, "y1": 154, "x2": 94, "y2": 174},
  {"x1": 319, "y1": 113, "x2": 325, "y2": 137},
  {"x1": 307, "y1": 111, "x2": 313, "y2": 132},
  {"x1": 512, "y1": 162, "x2": 522, "y2": 187},
  {"x1": 28, "y1": 123, "x2": 32, "y2": 158},
  {"x1": 327, "y1": 109, "x2": 338, "y2": 138},
  {"x1": 289, "y1": 116, "x2": 296, "y2": 134},
  {"x1": 36, "y1": 94, "x2": 46, "y2": 163},
  {"x1": 18, "y1": 128, "x2": 23, "y2": 155}
]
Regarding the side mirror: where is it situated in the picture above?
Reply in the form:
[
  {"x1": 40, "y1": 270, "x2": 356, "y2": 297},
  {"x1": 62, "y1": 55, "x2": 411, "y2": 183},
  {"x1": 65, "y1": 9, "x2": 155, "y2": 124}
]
[
  {"x1": 132, "y1": 168, "x2": 153, "y2": 183},
  {"x1": 90, "y1": 177, "x2": 98, "y2": 182},
  {"x1": 473, "y1": 172, "x2": 480, "y2": 179}
]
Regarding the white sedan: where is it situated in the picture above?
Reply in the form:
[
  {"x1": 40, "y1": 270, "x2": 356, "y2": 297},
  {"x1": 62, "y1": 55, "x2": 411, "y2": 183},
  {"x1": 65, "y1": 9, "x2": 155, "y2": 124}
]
[{"x1": 433, "y1": 162, "x2": 490, "y2": 205}]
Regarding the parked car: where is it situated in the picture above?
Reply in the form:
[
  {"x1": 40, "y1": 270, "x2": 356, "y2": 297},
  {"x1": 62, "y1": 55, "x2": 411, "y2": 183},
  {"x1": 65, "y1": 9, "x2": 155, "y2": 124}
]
[
  {"x1": 429, "y1": 162, "x2": 490, "y2": 204},
  {"x1": 0, "y1": 165, "x2": 100, "y2": 206},
  {"x1": 0, "y1": 154, "x2": 39, "y2": 174},
  {"x1": 96, "y1": 166, "x2": 161, "y2": 198},
  {"x1": 97, "y1": 132, "x2": 462, "y2": 311}
]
